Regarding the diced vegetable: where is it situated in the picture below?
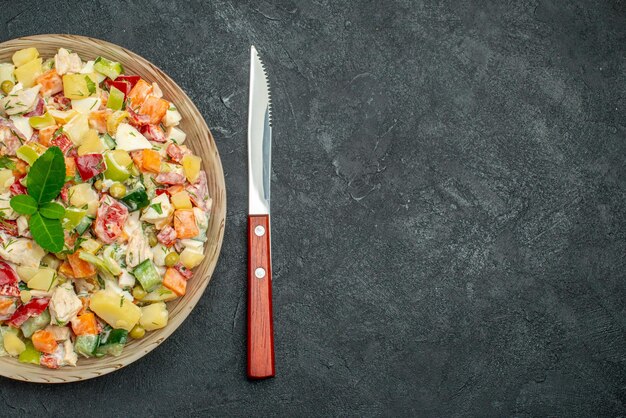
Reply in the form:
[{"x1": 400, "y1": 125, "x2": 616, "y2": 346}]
[
  {"x1": 75, "y1": 216, "x2": 94, "y2": 235},
  {"x1": 80, "y1": 238, "x2": 102, "y2": 254},
  {"x1": 0, "y1": 63, "x2": 15, "y2": 84},
  {"x1": 129, "y1": 325, "x2": 145, "y2": 339},
  {"x1": 63, "y1": 112, "x2": 90, "y2": 144},
  {"x1": 179, "y1": 248, "x2": 205, "y2": 269},
  {"x1": 71, "y1": 97, "x2": 101, "y2": 114},
  {"x1": 74, "y1": 334, "x2": 99, "y2": 358},
  {"x1": 20, "y1": 309, "x2": 51, "y2": 338},
  {"x1": 3, "y1": 330, "x2": 26, "y2": 356},
  {"x1": 106, "y1": 110, "x2": 128, "y2": 135},
  {"x1": 121, "y1": 187, "x2": 149, "y2": 211},
  {"x1": 162, "y1": 267, "x2": 186, "y2": 296},
  {"x1": 69, "y1": 183, "x2": 99, "y2": 217},
  {"x1": 93, "y1": 57, "x2": 123, "y2": 80},
  {"x1": 170, "y1": 190, "x2": 192, "y2": 209},
  {"x1": 89, "y1": 290, "x2": 141, "y2": 332},
  {"x1": 15, "y1": 145, "x2": 40, "y2": 166},
  {"x1": 12, "y1": 48, "x2": 39, "y2": 67},
  {"x1": 63, "y1": 73, "x2": 98, "y2": 100},
  {"x1": 67, "y1": 251, "x2": 97, "y2": 279},
  {"x1": 75, "y1": 153, "x2": 106, "y2": 181},
  {"x1": 14, "y1": 58, "x2": 43, "y2": 87},
  {"x1": 127, "y1": 79, "x2": 152, "y2": 108},
  {"x1": 103, "y1": 150, "x2": 131, "y2": 182},
  {"x1": 71, "y1": 312, "x2": 98, "y2": 336},
  {"x1": 18, "y1": 340, "x2": 41, "y2": 364},
  {"x1": 139, "y1": 96, "x2": 169, "y2": 125},
  {"x1": 141, "y1": 149, "x2": 161, "y2": 173},
  {"x1": 28, "y1": 112, "x2": 56, "y2": 130},
  {"x1": 174, "y1": 209, "x2": 199, "y2": 239},
  {"x1": 181, "y1": 154, "x2": 201, "y2": 183},
  {"x1": 31, "y1": 329, "x2": 58, "y2": 354},
  {"x1": 115, "y1": 123, "x2": 151, "y2": 151},
  {"x1": 62, "y1": 206, "x2": 88, "y2": 230},
  {"x1": 139, "y1": 302, "x2": 168, "y2": 331},
  {"x1": 132, "y1": 259, "x2": 161, "y2": 292},
  {"x1": 77, "y1": 129, "x2": 106, "y2": 155},
  {"x1": 107, "y1": 86, "x2": 124, "y2": 111},
  {"x1": 102, "y1": 133, "x2": 116, "y2": 149},
  {"x1": 26, "y1": 268, "x2": 58, "y2": 291},
  {"x1": 95, "y1": 328, "x2": 128, "y2": 357}
]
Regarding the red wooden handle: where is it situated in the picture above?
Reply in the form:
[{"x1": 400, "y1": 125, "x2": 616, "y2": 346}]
[{"x1": 247, "y1": 214, "x2": 275, "y2": 379}]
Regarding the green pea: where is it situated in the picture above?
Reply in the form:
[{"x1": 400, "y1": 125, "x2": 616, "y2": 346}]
[
  {"x1": 129, "y1": 325, "x2": 145, "y2": 339},
  {"x1": 164, "y1": 252, "x2": 179, "y2": 267},
  {"x1": 109, "y1": 182, "x2": 126, "y2": 199},
  {"x1": 1, "y1": 80, "x2": 14, "y2": 95},
  {"x1": 132, "y1": 286, "x2": 147, "y2": 300}
]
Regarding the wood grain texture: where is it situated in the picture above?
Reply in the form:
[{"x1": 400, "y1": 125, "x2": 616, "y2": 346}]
[
  {"x1": 0, "y1": 34, "x2": 226, "y2": 383},
  {"x1": 247, "y1": 214, "x2": 275, "y2": 379}
]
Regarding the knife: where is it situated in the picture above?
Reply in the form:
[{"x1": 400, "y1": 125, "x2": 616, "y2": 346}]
[{"x1": 247, "y1": 45, "x2": 275, "y2": 379}]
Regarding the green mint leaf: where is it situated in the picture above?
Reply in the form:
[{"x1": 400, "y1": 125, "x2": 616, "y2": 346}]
[
  {"x1": 85, "y1": 76, "x2": 96, "y2": 95},
  {"x1": 27, "y1": 146, "x2": 66, "y2": 204},
  {"x1": 39, "y1": 202, "x2": 65, "y2": 220},
  {"x1": 0, "y1": 155, "x2": 16, "y2": 170},
  {"x1": 9, "y1": 194, "x2": 37, "y2": 215},
  {"x1": 150, "y1": 203, "x2": 162, "y2": 215},
  {"x1": 29, "y1": 212, "x2": 64, "y2": 253}
]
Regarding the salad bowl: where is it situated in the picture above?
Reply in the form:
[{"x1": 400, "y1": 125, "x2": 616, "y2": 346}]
[{"x1": 0, "y1": 34, "x2": 226, "y2": 383}]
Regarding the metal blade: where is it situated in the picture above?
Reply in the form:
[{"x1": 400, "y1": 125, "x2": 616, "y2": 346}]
[{"x1": 248, "y1": 45, "x2": 272, "y2": 215}]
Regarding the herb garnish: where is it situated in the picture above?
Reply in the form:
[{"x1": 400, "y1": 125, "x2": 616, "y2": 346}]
[
  {"x1": 9, "y1": 147, "x2": 66, "y2": 252},
  {"x1": 150, "y1": 203, "x2": 162, "y2": 215},
  {"x1": 0, "y1": 155, "x2": 16, "y2": 170}
]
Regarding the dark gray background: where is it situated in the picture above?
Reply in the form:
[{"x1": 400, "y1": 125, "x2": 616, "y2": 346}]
[{"x1": 1, "y1": 0, "x2": 625, "y2": 416}]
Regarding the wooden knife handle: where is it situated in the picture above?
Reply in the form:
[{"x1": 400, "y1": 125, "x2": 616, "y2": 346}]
[{"x1": 247, "y1": 214, "x2": 275, "y2": 379}]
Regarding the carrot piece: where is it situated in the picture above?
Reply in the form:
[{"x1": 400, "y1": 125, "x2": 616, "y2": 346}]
[
  {"x1": 88, "y1": 110, "x2": 111, "y2": 134},
  {"x1": 167, "y1": 185, "x2": 184, "y2": 195},
  {"x1": 32, "y1": 330, "x2": 58, "y2": 354},
  {"x1": 65, "y1": 157, "x2": 76, "y2": 177},
  {"x1": 67, "y1": 251, "x2": 97, "y2": 279},
  {"x1": 163, "y1": 267, "x2": 187, "y2": 296},
  {"x1": 58, "y1": 261, "x2": 76, "y2": 278},
  {"x1": 0, "y1": 298, "x2": 14, "y2": 316},
  {"x1": 78, "y1": 296, "x2": 90, "y2": 316},
  {"x1": 173, "y1": 209, "x2": 199, "y2": 239},
  {"x1": 12, "y1": 159, "x2": 28, "y2": 177},
  {"x1": 35, "y1": 69, "x2": 63, "y2": 97},
  {"x1": 127, "y1": 79, "x2": 152, "y2": 108},
  {"x1": 139, "y1": 96, "x2": 169, "y2": 125},
  {"x1": 141, "y1": 149, "x2": 161, "y2": 173},
  {"x1": 71, "y1": 312, "x2": 98, "y2": 336},
  {"x1": 38, "y1": 125, "x2": 58, "y2": 147}
]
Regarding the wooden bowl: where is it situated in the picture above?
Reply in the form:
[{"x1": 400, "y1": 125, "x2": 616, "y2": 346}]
[{"x1": 0, "y1": 34, "x2": 226, "y2": 383}]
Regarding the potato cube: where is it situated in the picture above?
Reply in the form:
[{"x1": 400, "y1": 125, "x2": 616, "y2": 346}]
[
  {"x1": 181, "y1": 154, "x2": 201, "y2": 183},
  {"x1": 77, "y1": 129, "x2": 105, "y2": 155},
  {"x1": 90, "y1": 290, "x2": 141, "y2": 332},
  {"x1": 14, "y1": 58, "x2": 43, "y2": 88},
  {"x1": 12, "y1": 47, "x2": 39, "y2": 67},
  {"x1": 179, "y1": 248, "x2": 204, "y2": 269},
  {"x1": 139, "y1": 302, "x2": 169, "y2": 331},
  {"x1": 63, "y1": 113, "x2": 89, "y2": 145},
  {"x1": 3, "y1": 331, "x2": 25, "y2": 356},
  {"x1": 170, "y1": 190, "x2": 192, "y2": 209},
  {"x1": 63, "y1": 73, "x2": 98, "y2": 100},
  {"x1": 27, "y1": 268, "x2": 58, "y2": 291}
]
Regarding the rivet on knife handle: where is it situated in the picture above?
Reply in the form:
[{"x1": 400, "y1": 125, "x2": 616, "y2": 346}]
[{"x1": 247, "y1": 214, "x2": 275, "y2": 378}]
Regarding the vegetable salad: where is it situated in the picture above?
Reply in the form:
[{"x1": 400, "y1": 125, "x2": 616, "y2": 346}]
[{"x1": 0, "y1": 47, "x2": 211, "y2": 368}]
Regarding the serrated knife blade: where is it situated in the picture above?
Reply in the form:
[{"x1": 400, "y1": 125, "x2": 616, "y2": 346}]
[{"x1": 247, "y1": 45, "x2": 275, "y2": 379}]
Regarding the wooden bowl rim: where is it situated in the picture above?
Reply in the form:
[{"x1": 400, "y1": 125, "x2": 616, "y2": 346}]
[{"x1": 0, "y1": 34, "x2": 227, "y2": 383}]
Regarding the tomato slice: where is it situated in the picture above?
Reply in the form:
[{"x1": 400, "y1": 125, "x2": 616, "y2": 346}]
[
  {"x1": 75, "y1": 153, "x2": 106, "y2": 181},
  {"x1": 93, "y1": 196, "x2": 129, "y2": 244},
  {"x1": 7, "y1": 297, "x2": 50, "y2": 328}
]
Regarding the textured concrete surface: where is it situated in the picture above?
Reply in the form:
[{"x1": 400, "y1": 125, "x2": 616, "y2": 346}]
[{"x1": 1, "y1": 0, "x2": 625, "y2": 416}]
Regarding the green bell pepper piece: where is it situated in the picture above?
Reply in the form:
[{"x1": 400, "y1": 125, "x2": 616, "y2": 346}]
[
  {"x1": 75, "y1": 216, "x2": 94, "y2": 235},
  {"x1": 93, "y1": 57, "x2": 123, "y2": 80},
  {"x1": 107, "y1": 86, "x2": 125, "y2": 111},
  {"x1": 132, "y1": 259, "x2": 161, "y2": 292},
  {"x1": 18, "y1": 340, "x2": 41, "y2": 365}
]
